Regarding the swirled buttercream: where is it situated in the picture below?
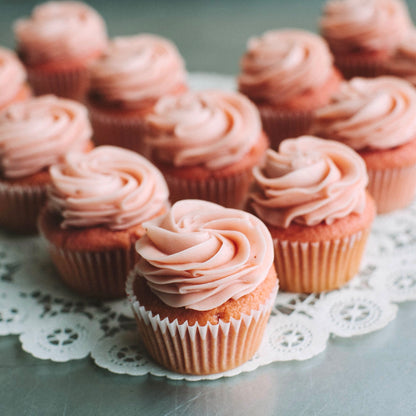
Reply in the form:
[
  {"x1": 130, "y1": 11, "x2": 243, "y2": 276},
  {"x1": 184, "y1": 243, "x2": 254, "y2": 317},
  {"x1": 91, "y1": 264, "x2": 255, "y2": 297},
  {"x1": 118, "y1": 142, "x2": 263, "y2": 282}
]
[
  {"x1": 48, "y1": 146, "x2": 169, "y2": 230},
  {"x1": 135, "y1": 199, "x2": 274, "y2": 311},
  {"x1": 0, "y1": 47, "x2": 27, "y2": 109},
  {"x1": 14, "y1": 1, "x2": 107, "y2": 65},
  {"x1": 238, "y1": 29, "x2": 334, "y2": 105},
  {"x1": 320, "y1": 0, "x2": 412, "y2": 53},
  {"x1": 89, "y1": 34, "x2": 186, "y2": 109},
  {"x1": 250, "y1": 136, "x2": 367, "y2": 228},
  {"x1": 146, "y1": 90, "x2": 261, "y2": 169},
  {"x1": 314, "y1": 76, "x2": 416, "y2": 150},
  {"x1": 0, "y1": 95, "x2": 92, "y2": 178}
]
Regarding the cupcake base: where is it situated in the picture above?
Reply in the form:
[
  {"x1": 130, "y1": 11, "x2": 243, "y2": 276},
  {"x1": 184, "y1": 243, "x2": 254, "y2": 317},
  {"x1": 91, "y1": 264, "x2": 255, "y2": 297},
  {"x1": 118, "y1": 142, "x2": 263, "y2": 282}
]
[{"x1": 333, "y1": 52, "x2": 389, "y2": 80}]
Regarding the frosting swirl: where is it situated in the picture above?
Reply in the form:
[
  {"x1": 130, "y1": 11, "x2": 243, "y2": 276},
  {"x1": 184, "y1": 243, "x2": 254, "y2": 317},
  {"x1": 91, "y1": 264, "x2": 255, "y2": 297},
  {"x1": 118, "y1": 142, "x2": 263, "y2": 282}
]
[
  {"x1": 48, "y1": 146, "x2": 169, "y2": 230},
  {"x1": 250, "y1": 136, "x2": 367, "y2": 228},
  {"x1": 135, "y1": 199, "x2": 274, "y2": 311},
  {"x1": 314, "y1": 76, "x2": 416, "y2": 150},
  {"x1": 146, "y1": 90, "x2": 261, "y2": 169},
  {"x1": 238, "y1": 29, "x2": 334, "y2": 105},
  {"x1": 89, "y1": 34, "x2": 186, "y2": 109},
  {"x1": 0, "y1": 95, "x2": 92, "y2": 178},
  {"x1": 320, "y1": 0, "x2": 412, "y2": 53},
  {"x1": 14, "y1": 1, "x2": 107, "y2": 65},
  {"x1": 0, "y1": 47, "x2": 27, "y2": 109}
]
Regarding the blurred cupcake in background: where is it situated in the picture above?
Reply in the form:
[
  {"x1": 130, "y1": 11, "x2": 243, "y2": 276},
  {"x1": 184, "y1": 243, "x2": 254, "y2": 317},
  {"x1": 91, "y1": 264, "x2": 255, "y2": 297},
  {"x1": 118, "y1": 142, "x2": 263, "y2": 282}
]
[
  {"x1": 87, "y1": 34, "x2": 187, "y2": 155},
  {"x1": 320, "y1": 0, "x2": 412, "y2": 79},
  {"x1": 145, "y1": 90, "x2": 268, "y2": 208},
  {"x1": 0, "y1": 95, "x2": 93, "y2": 233},
  {"x1": 38, "y1": 146, "x2": 169, "y2": 299},
  {"x1": 14, "y1": 1, "x2": 107, "y2": 100},
  {"x1": 249, "y1": 136, "x2": 375, "y2": 293},
  {"x1": 313, "y1": 76, "x2": 416, "y2": 213},
  {"x1": 238, "y1": 29, "x2": 342, "y2": 149},
  {"x1": 0, "y1": 47, "x2": 31, "y2": 111}
]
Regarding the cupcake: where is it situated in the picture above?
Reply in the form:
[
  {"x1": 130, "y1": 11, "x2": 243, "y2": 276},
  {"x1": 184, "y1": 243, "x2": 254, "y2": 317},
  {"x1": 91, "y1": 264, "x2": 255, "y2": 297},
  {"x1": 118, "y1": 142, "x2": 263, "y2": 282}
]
[
  {"x1": 0, "y1": 47, "x2": 31, "y2": 111},
  {"x1": 320, "y1": 0, "x2": 412, "y2": 79},
  {"x1": 145, "y1": 90, "x2": 268, "y2": 208},
  {"x1": 313, "y1": 76, "x2": 416, "y2": 213},
  {"x1": 14, "y1": 1, "x2": 107, "y2": 100},
  {"x1": 126, "y1": 199, "x2": 278, "y2": 375},
  {"x1": 238, "y1": 29, "x2": 342, "y2": 149},
  {"x1": 0, "y1": 95, "x2": 93, "y2": 233},
  {"x1": 38, "y1": 146, "x2": 169, "y2": 299},
  {"x1": 87, "y1": 34, "x2": 187, "y2": 155},
  {"x1": 249, "y1": 136, "x2": 376, "y2": 293}
]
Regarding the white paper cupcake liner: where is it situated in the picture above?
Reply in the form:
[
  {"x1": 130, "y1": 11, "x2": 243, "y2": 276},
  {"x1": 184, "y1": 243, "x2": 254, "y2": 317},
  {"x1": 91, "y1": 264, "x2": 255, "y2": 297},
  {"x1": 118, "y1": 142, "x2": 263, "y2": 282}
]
[
  {"x1": 0, "y1": 181, "x2": 46, "y2": 233},
  {"x1": 273, "y1": 229, "x2": 370, "y2": 293},
  {"x1": 367, "y1": 164, "x2": 416, "y2": 214},
  {"x1": 126, "y1": 272, "x2": 278, "y2": 375}
]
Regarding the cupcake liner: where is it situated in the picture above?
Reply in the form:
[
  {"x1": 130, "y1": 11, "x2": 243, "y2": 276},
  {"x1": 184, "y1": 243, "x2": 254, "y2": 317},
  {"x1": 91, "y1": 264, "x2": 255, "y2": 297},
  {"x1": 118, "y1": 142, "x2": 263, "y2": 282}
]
[
  {"x1": 88, "y1": 106, "x2": 149, "y2": 157},
  {"x1": 164, "y1": 168, "x2": 254, "y2": 209},
  {"x1": 259, "y1": 107, "x2": 313, "y2": 151},
  {"x1": 367, "y1": 164, "x2": 416, "y2": 214},
  {"x1": 333, "y1": 55, "x2": 386, "y2": 80},
  {"x1": 0, "y1": 181, "x2": 46, "y2": 234},
  {"x1": 126, "y1": 272, "x2": 278, "y2": 375},
  {"x1": 27, "y1": 64, "x2": 90, "y2": 101},
  {"x1": 273, "y1": 229, "x2": 370, "y2": 293},
  {"x1": 44, "y1": 242, "x2": 139, "y2": 299}
]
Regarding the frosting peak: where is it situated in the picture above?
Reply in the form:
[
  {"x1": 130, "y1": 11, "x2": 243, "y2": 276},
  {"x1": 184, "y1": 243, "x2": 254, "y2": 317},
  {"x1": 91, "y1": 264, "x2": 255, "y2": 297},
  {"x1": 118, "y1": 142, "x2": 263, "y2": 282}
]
[
  {"x1": 135, "y1": 199, "x2": 275, "y2": 311},
  {"x1": 48, "y1": 146, "x2": 169, "y2": 230},
  {"x1": 0, "y1": 95, "x2": 92, "y2": 178},
  {"x1": 314, "y1": 76, "x2": 416, "y2": 150},
  {"x1": 250, "y1": 136, "x2": 368, "y2": 228},
  {"x1": 146, "y1": 90, "x2": 262, "y2": 169},
  {"x1": 14, "y1": 1, "x2": 107, "y2": 65},
  {"x1": 238, "y1": 29, "x2": 334, "y2": 105},
  {"x1": 89, "y1": 34, "x2": 186, "y2": 109}
]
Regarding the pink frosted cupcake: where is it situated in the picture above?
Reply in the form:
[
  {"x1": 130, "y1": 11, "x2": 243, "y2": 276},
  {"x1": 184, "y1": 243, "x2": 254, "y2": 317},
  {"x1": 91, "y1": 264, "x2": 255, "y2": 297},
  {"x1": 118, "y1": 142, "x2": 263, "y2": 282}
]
[
  {"x1": 38, "y1": 146, "x2": 169, "y2": 299},
  {"x1": 0, "y1": 95, "x2": 93, "y2": 233},
  {"x1": 126, "y1": 199, "x2": 278, "y2": 375},
  {"x1": 314, "y1": 76, "x2": 416, "y2": 213},
  {"x1": 14, "y1": 1, "x2": 107, "y2": 100},
  {"x1": 87, "y1": 34, "x2": 187, "y2": 155},
  {"x1": 238, "y1": 29, "x2": 342, "y2": 149},
  {"x1": 0, "y1": 47, "x2": 31, "y2": 111},
  {"x1": 145, "y1": 90, "x2": 268, "y2": 208},
  {"x1": 249, "y1": 136, "x2": 376, "y2": 293},
  {"x1": 320, "y1": 0, "x2": 412, "y2": 79}
]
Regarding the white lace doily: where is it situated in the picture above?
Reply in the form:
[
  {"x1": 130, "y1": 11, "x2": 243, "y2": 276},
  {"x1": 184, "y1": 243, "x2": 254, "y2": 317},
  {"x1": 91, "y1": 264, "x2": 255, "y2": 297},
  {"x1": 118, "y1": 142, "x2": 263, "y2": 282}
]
[{"x1": 1, "y1": 73, "x2": 415, "y2": 381}]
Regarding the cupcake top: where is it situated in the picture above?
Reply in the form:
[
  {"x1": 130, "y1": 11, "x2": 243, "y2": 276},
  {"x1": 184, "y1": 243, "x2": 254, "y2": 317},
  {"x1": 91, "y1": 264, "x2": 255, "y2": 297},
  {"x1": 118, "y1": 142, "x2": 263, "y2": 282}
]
[
  {"x1": 146, "y1": 90, "x2": 261, "y2": 169},
  {"x1": 48, "y1": 146, "x2": 169, "y2": 230},
  {"x1": 14, "y1": 1, "x2": 107, "y2": 65},
  {"x1": 314, "y1": 76, "x2": 416, "y2": 150},
  {"x1": 238, "y1": 29, "x2": 335, "y2": 105},
  {"x1": 89, "y1": 34, "x2": 186, "y2": 109},
  {"x1": 0, "y1": 47, "x2": 27, "y2": 109},
  {"x1": 320, "y1": 0, "x2": 412, "y2": 54},
  {"x1": 250, "y1": 136, "x2": 368, "y2": 228},
  {"x1": 135, "y1": 199, "x2": 274, "y2": 311},
  {"x1": 0, "y1": 95, "x2": 91, "y2": 178}
]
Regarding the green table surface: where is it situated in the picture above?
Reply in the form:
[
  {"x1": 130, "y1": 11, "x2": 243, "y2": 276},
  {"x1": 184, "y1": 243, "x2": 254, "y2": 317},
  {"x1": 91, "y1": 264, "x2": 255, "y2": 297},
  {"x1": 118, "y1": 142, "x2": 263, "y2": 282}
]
[{"x1": 1, "y1": 1, "x2": 416, "y2": 415}]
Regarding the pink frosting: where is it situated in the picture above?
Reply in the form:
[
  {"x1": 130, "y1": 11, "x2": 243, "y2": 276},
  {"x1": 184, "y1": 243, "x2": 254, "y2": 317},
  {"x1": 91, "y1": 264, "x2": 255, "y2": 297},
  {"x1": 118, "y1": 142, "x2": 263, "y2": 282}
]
[
  {"x1": 14, "y1": 1, "x2": 107, "y2": 65},
  {"x1": 238, "y1": 29, "x2": 334, "y2": 105},
  {"x1": 48, "y1": 146, "x2": 169, "y2": 230},
  {"x1": 320, "y1": 0, "x2": 412, "y2": 53},
  {"x1": 135, "y1": 199, "x2": 275, "y2": 311},
  {"x1": 89, "y1": 34, "x2": 186, "y2": 109},
  {"x1": 0, "y1": 47, "x2": 27, "y2": 108},
  {"x1": 146, "y1": 90, "x2": 261, "y2": 169},
  {"x1": 0, "y1": 95, "x2": 92, "y2": 178},
  {"x1": 314, "y1": 76, "x2": 416, "y2": 150},
  {"x1": 250, "y1": 136, "x2": 368, "y2": 228}
]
